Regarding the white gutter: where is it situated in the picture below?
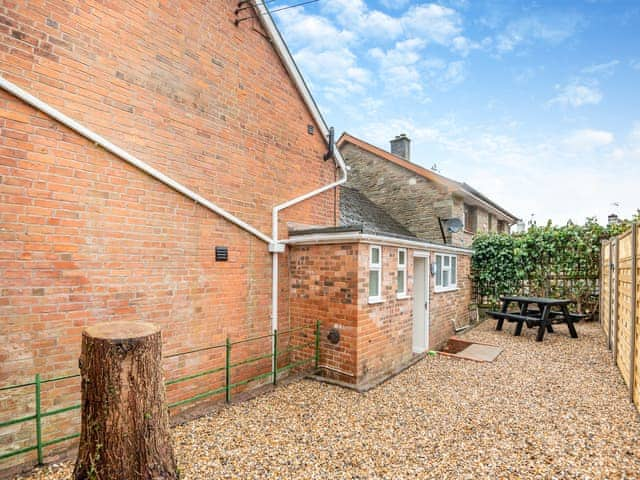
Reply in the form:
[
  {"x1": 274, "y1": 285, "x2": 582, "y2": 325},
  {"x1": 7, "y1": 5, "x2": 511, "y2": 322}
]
[
  {"x1": 0, "y1": 76, "x2": 273, "y2": 245},
  {"x1": 284, "y1": 232, "x2": 474, "y2": 255},
  {"x1": 458, "y1": 191, "x2": 518, "y2": 224},
  {"x1": 254, "y1": 3, "x2": 349, "y2": 334}
]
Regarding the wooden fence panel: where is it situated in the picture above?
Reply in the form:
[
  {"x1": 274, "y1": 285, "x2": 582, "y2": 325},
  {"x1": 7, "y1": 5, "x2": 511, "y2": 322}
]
[
  {"x1": 616, "y1": 232, "x2": 633, "y2": 387},
  {"x1": 634, "y1": 225, "x2": 640, "y2": 405},
  {"x1": 602, "y1": 241, "x2": 611, "y2": 342},
  {"x1": 603, "y1": 223, "x2": 639, "y2": 412},
  {"x1": 612, "y1": 240, "x2": 619, "y2": 355}
]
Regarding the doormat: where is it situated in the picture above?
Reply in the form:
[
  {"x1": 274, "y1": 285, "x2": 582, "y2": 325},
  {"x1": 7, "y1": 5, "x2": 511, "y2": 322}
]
[{"x1": 437, "y1": 337, "x2": 502, "y2": 362}]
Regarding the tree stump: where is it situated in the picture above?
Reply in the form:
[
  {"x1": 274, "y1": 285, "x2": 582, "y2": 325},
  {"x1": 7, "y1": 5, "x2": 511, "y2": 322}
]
[{"x1": 73, "y1": 322, "x2": 178, "y2": 480}]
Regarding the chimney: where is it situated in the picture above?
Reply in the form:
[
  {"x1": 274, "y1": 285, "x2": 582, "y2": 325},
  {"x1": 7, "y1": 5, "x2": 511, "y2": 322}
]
[
  {"x1": 608, "y1": 213, "x2": 619, "y2": 225},
  {"x1": 390, "y1": 134, "x2": 410, "y2": 162}
]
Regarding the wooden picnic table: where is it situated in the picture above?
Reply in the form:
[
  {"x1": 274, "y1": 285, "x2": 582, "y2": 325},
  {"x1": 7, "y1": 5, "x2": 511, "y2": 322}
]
[{"x1": 488, "y1": 296, "x2": 583, "y2": 342}]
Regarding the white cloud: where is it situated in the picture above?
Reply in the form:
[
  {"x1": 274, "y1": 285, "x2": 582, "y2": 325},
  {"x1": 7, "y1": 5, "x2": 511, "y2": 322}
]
[
  {"x1": 293, "y1": 48, "x2": 371, "y2": 99},
  {"x1": 564, "y1": 129, "x2": 614, "y2": 152},
  {"x1": 402, "y1": 3, "x2": 479, "y2": 55},
  {"x1": 276, "y1": 6, "x2": 372, "y2": 103},
  {"x1": 380, "y1": 0, "x2": 410, "y2": 10},
  {"x1": 402, "y1": 4, "x2": 463, "y2": 46},
  {"x1": 389, "y1": 65, "x2": 427, "y2": 96},
  {"x1": 294, "y1": 48, "x2": 368, "y2": 86},
  {"x1": 581, "y1": 60, "x2": 619, "y2": 76},
  {"x1": 369, "y1": 38, "x2": 428, "y2": 97},
  {"x1": 369, "y1": 38, "x2": 426, "y2": 67},
  {"x1": 360, "y1": 97, "x2": 384, "y2": 114},
  {"x1": 607, "y1": 123, "x2": 640, "y2": 163},
  {"x1": 322, "y1": 0, "x2": 402, "y2": 39},
  {"x1": 321, "y1": 0, "x2": 365, "y2": 21},
  {"x1": 441, "y1": 61, "x2": 466, "y2": 87},
  {"x1": 631, "y1": 60, "x2": 640, "y2": 71},
  {"x1": 417, "y1": 58, "x2": 467, "y2": 90},
  {"x1": 495, "y1": 14, "x2": 582, "y2": 53},
  {"x1": 367, "y1": 10, "x2": 404, "y2": 38},
  {"x1": 450, "y1": 35, "x2": 489, "y2": 56},
  {"x1": 368, "y1": 37, "x2": 467, "y2": 96},
  {"x1": 276, "y1": 0, "x2": 479, "y2": 106},
  {"x1": 549, "y1": 82, "x2": 602, "y2": 107},
  {"x1": 275, "y1": 8, "x2": 355, "y2": 49},
  {"x1": 321, "y1": 1, "x2": 475, "y2": 52}
]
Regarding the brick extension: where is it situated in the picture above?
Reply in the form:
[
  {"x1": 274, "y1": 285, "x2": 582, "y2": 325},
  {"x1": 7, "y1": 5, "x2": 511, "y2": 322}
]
[{"x1": 289, "y1": 239, "x2": 473, "y2": 387}]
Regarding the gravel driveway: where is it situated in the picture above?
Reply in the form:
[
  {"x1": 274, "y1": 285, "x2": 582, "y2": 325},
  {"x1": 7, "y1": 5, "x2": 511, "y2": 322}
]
[{"x1": 17, "y1": 320, "x2": 640, "y2": 479}]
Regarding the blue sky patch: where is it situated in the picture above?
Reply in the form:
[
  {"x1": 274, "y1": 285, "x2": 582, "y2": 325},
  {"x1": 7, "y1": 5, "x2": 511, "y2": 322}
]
[{"x1": 274, "y1": 0, "x2": 640, "y2": 225}]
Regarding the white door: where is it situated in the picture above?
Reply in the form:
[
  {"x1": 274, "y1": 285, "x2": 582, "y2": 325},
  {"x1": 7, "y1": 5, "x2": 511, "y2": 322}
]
[{"x1": 412, "y1": 255, "x2": 430, "y2": 353}]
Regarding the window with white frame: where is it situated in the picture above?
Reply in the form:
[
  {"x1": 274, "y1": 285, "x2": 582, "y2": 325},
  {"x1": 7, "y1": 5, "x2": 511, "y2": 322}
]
[
  {"x1": 369, "y1": 245, "x2": 382, "y2": 302},
  {"x1": 435, "y1": 253, "x2": 457, "y2": 291},
  {"x1": 397, "y1": 248, "x2": 407, "y2": 297}
]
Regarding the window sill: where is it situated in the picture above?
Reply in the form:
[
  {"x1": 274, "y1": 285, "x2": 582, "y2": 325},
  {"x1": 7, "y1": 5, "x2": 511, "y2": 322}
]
[
  {"x1": 396, "y1": 294, "x2": 411, "y2": 300},
  {"x1": 434, "y1": 286, "x2": 459, "y2": 294},
  {"x1": 368, "y1": 298, "x2": 385, "y2": 305}
]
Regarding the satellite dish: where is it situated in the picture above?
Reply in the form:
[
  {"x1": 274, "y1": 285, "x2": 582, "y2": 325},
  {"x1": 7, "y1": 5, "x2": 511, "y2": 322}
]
[{"x1": 443, "y1": 218, "x2": 463, "y2": 233}]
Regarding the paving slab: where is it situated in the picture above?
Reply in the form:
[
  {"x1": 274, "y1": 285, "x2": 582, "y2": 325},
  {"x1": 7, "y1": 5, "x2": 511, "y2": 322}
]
[{"x1": 457, "y1": 342, "x2": 502, "y2": 362}]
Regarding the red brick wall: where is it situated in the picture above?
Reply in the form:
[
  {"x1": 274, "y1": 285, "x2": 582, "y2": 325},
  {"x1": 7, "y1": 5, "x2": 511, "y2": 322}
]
[
  {"x1": 289, "y1": 243, "x2": 359, "y2": 383},
  {"x1": 0, "y1": 0, "x2": 337, "y2": 233},
  {"x1": 0, "y1": 0, "x2": 337, "y2": 471},
  {"x1": 428, "y1": 253, "x2": 473, "y2": 349},
  {"x1": 356, "y1": 243, "x2": 414, "y2": 384},
  {"x1": 289, "y1": 240, "x2": 472, "y2": 387}
]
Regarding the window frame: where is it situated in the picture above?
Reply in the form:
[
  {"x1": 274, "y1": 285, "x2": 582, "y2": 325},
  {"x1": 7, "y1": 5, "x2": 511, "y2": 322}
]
[
  {"x1": 435, "y1": 253, "x2": 458, "y2": 293},
  {"x1": 368, "y1": 245, "x2": 383, "y2": 303},
  {"x1": 396, "y1": 248, "x2": 408, "y2": 299},
  {"x1": 463, "y1": 204, "x2": 477, "y2": 233}
]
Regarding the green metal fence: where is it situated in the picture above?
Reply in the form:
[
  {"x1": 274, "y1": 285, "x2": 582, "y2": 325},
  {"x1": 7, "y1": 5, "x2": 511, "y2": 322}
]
[{"x1": 0, "y1": 321, "x2": 320, "y2": 466}]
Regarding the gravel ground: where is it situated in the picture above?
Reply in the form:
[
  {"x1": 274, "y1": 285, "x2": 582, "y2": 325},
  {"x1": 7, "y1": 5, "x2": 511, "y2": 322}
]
[{"x1": 16, "y1": 320, "x2": 640, "y2": 479}]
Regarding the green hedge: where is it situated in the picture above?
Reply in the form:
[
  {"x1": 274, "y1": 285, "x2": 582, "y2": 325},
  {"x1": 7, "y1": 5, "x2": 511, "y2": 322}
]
[{"x1": 472, "y1": 217, "x2": 634, "y2": 313}]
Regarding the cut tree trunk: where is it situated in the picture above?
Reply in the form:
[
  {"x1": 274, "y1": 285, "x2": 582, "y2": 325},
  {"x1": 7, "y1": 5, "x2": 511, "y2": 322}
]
[{"x1": 73, "y1": 322, "x2": 178, "y2": 480}]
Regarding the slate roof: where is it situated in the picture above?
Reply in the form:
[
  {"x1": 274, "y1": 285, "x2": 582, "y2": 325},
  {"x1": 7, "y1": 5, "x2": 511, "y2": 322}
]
[{"x1": 339, "y1": 186, "x2": 417, "y2": 239}]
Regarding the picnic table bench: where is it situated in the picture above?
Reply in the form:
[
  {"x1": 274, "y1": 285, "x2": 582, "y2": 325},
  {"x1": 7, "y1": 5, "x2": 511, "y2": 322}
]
[{"x1": 487, "y1": 296, "x2": 587, "y2": 341}]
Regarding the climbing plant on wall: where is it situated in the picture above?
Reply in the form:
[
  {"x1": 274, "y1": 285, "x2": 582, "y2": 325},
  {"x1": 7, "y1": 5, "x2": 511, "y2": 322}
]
[{"x1": 472, "y1": 216, "x2": 635, "y2": 314}]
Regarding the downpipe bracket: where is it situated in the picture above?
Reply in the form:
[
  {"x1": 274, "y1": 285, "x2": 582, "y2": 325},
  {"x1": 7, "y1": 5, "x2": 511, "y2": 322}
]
[{"x1": 269, "y1": 242, "x2": 286, "y2": 253}]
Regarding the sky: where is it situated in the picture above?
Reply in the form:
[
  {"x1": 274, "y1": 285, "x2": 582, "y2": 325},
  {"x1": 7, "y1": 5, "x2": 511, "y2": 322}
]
[{"x1": 272, "y1": 0, "x2": 640, "y2": 226}]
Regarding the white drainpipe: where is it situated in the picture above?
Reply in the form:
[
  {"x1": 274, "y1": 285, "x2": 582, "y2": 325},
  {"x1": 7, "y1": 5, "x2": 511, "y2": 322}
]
[
  {"x1": 1, "y1": 73, "x2": 347, "y2": 347},
  {"x1": 254, "y1": 1, "x2": 350, "y2": 335},
  {"x1": 270, "y1": 149, "x2": 348, "y2": 334},
  {"x1": 0, "y1": 76, "x2": 273, "y2": 245}
]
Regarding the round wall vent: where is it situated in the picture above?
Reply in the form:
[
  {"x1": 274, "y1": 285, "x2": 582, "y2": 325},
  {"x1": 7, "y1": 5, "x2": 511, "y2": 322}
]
[{"x1": 327, "y1": 328, "x2": 340, "y2": 345}]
